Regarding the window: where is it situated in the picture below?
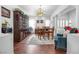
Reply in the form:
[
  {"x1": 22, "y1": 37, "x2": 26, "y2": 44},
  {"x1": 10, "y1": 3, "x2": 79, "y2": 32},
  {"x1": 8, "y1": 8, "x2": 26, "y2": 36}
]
[
  {"x1": 62, "y1": 20, "x2": 65, "y2": 27},
  {"x1": 60, "y1": 20, "x2": 63, "y2": 27},
  {"x1": 45, "y1": 20, "x2": 50, "y2": 26},
  {"x1": 57, "y1": 20, "x2": 59, "y2": 27},
  {"x1": 40, "y1": 20, "x2": 43, "y2": 23},
  {"x1": 57, "y1": 19, "x2": 71, "y2": 28}
]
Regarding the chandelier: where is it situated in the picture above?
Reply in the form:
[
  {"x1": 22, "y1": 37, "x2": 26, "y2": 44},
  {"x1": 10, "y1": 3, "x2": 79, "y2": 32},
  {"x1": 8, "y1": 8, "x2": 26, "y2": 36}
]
[{"x1": 36, "y1": 5, "x2": 44, "y2": 16}]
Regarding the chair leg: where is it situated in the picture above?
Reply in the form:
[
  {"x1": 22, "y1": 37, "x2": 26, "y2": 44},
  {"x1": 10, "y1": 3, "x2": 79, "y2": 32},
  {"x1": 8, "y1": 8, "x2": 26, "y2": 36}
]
[
  {"x1": 38, "y1": 35, "x2": 39, "y2": 39},
  {"x1": 43, "y1": 36, "x2": 45, "y2": 39},
  {"x1": 40, "y1": 35, "x2": 41, "y2": 40},
  {"x1": 55, "y1": 45, "x2": 57, "y2": 49},
  {"x1": 54, "y1": 40, "x2": 57, "y2": 49},
  {"x1": 48, "y1": 34, "x2": 50, "y2": 40}
]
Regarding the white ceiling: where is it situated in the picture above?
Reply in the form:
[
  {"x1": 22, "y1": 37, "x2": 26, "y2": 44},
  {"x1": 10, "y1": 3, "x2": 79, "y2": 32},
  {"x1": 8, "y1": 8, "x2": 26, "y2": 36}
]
[{"x1": 19, "y1": 5, "x2": 59, "y2": 17}]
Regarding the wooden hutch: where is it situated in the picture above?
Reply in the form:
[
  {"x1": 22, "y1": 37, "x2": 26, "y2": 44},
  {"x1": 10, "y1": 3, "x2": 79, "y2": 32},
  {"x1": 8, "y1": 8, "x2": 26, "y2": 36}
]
[{"x1": 13, "y1": 9, "x2": 29, "y2": 43}]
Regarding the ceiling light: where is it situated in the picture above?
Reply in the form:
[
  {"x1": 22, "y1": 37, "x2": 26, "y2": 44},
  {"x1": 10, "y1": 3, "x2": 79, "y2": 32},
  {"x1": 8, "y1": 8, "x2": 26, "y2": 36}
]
[{"x1": 36, "y1": 5, "x2": 45, "y2": 16}]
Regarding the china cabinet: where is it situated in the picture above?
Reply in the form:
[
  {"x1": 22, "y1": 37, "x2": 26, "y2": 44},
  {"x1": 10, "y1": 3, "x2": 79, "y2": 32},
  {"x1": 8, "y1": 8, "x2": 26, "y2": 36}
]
[{"x1": 13, "y1": 9, "x2": 29, "y2": 43}]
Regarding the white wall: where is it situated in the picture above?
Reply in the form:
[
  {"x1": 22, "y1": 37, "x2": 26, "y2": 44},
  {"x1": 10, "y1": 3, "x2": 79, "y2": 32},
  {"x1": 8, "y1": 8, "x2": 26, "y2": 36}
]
[
  {"x1": 29, "y1": 18, "x2": 36, "y2": 33},
  {"x1": 76, "y1": 6, "x2": 79, "y2": 29},
  {"x1": 67, "y1": 9, "x2": 76, "y2": 27},
  {"x1": 36, "y1": 20, "x2": 45, "y2": 28},
  {"x1": 0, "y1": 6, "x2": 1, "y2": 34},
  {"x1": 0, "y1": 5, "x2": 14, "y2": 53}
]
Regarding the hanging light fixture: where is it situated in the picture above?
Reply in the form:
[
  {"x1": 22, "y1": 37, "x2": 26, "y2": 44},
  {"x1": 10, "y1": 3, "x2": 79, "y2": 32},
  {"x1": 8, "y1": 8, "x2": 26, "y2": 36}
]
[{"x1": 36, "y1": 5, "x2": 44, "y2": 16}]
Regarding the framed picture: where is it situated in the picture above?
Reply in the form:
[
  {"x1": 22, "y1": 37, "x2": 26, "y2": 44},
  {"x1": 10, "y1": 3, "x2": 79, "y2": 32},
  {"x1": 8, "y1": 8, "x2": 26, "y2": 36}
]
[
  {"x1": 1, "y1": 6, "x2": 10, "y2": 18},
  {"x1": 40, "y1": 20, "x2": 43, "y2": 23},
  {"x1": 37, "y1": 20, "x2": 39, "y2": 23}
]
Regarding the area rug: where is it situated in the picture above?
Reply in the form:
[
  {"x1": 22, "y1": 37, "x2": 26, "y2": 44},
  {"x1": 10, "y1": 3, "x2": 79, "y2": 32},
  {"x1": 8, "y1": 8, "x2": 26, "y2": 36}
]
[{"x1": 27, "y1": 35, "x2": 54, "y2": 45}]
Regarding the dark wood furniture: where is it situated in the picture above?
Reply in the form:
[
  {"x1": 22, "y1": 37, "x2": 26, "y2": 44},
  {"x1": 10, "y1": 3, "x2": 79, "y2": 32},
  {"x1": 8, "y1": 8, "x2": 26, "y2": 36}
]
[
  {"x1": 13, "y1": 9, "x2": 29, "y2": 43},
  {"x1": 47, "y1": 28, "x2": 54, "y2": 40},
  {"x1": 35, "y1": 27, "x2": 54, "y2": 40}
]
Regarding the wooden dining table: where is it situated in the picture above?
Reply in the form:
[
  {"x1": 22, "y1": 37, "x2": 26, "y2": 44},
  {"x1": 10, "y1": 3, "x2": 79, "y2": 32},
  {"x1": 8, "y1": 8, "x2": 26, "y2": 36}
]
[{"x1": 35, "y1": 27, "x2": 54, "y2": 40}]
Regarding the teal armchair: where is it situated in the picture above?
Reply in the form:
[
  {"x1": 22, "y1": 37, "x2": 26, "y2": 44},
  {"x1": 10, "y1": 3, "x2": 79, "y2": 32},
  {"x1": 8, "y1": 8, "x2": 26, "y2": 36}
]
[{"x1": 54, "y1": 34, "x2": 67, "y2": 49}]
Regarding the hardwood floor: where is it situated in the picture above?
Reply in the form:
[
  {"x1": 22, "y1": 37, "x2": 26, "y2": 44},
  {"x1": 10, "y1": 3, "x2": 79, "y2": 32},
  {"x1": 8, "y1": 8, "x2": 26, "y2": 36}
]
[{"x1": 14, "y1": 35, "x2": 66, "y2": 54}]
